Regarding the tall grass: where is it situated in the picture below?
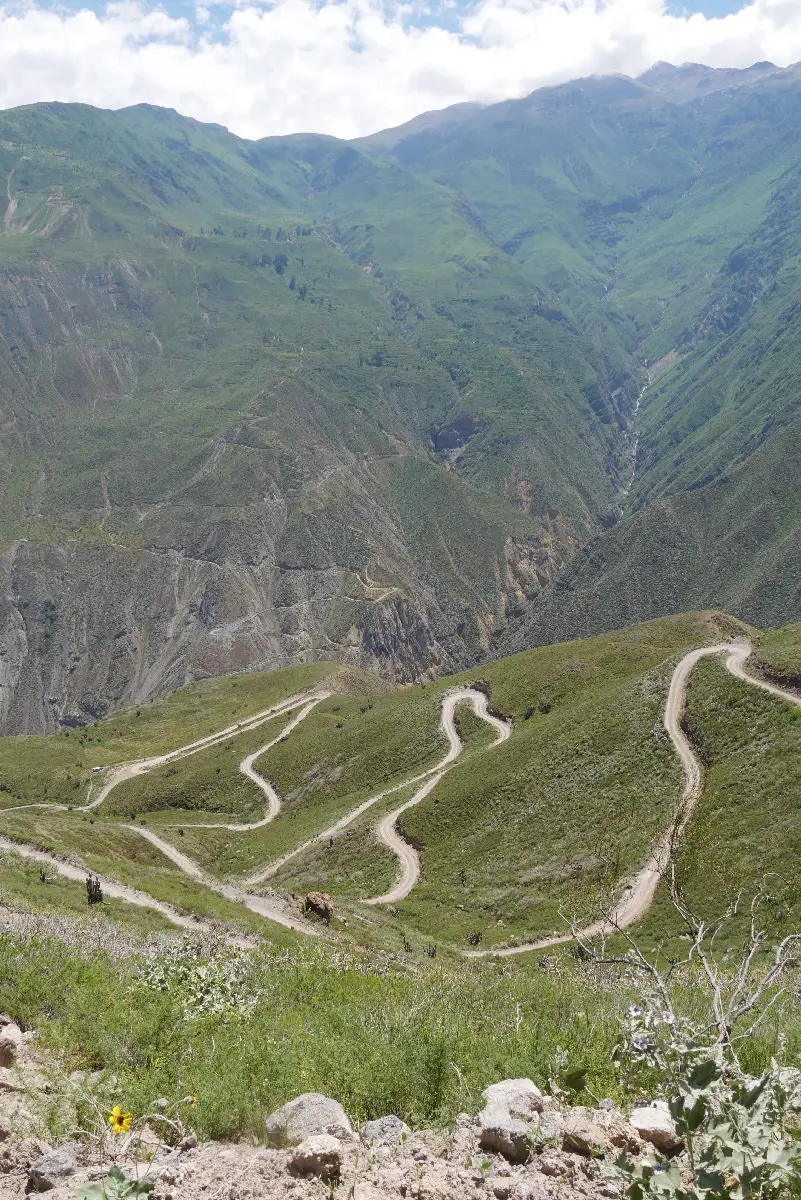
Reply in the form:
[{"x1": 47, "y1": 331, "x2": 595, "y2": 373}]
[{"x1": 2, "y1": 932, "x2": 796, "y2": 1144}]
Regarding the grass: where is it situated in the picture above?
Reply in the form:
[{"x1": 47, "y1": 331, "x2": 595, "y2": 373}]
[
  {"x1": 0, "y1": 933, "x2": 619, "y2": 1139},
  {"x1": 1, "y1": 612, "x2": 801, "y2": 1149},
  {"x1": 0, "y1": 852, "x2": 179, "y2": 939},
  {"x1": 2, "y1": 927, "x2": 798, "y2": 1147},
  {"x1": 755, "y1": 623, "x2": 801, "y2": 683},
  {"x1": 271, "y1": 704, "x2": 499, "y2": 900},
  {"x1": 635, "y1": 655, "x2": 801, "y2": 949},
  {"x1": 4, "y1": 609, "x2": 801, "y2": 962},
  {"x1": 0, "y1": 662, "x2": 338, "y2": 809}
]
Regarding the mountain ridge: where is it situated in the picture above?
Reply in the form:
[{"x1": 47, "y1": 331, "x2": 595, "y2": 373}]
[{"x1": 1, "y1": 60, "x2": 801, "y2": 731}]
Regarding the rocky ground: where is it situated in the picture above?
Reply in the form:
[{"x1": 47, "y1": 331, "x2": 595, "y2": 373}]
[{"x1": 0, "y1": 1015, "x2": 679, "y2": 1199}]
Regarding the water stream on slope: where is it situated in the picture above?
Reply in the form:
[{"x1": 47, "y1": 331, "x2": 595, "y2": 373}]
[{"x1": 620, "y1": 367, "x2": 651, "y2": 498}]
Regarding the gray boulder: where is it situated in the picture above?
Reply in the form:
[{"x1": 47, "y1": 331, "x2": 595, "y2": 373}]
[
  {"x1": 290, "y1": 1134, "x2": 345, "y2": 1179},
  {"x1": 537, "y1": 1110, "x2": 565, "y2": 1145},
  {"x1": 478, "y1": 1078, "x2": 544, "y2": 1163},
  {"x1": 362, "y1": 1115, "x2": 409, "y2": 1147},
  {"x1": 482, "y1": 1079, "x2": 544, "y2": 1119},
  {"x1": 563, "y1": 1107, "x2": 640, "y2": 1157},
  {"x1": 28, "y1": 1143, "x2": 79, "y2": 1192},
  {"x1": 265, "y1": 1092, "x2": 353, "y2": 1148},
  {"x1": 629, "y1": 1101, "x2": 683, "y2": 1152},
  {"x1": 479, "y1": 1109, "x2": 538, "y2": 1163}
]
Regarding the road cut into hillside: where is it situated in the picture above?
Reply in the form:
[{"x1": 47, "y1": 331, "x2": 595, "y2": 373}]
[
  {"x1": 0, "y1": 835, "x2": 252, "y2": 943},
  {"x1": 465, "y1": 638, "x2": 801, "y2": 959},
  {"x1": 0, "y1": 683, "x2": 511, "y2": 940},
  {"x1": 125, "y1": 825, "x2": 321, "y2": 936},
  {"x1": 244, "y1": 687, "x2": 511, "y2": 892},
  {"x1": 85, "y1": 689, "x2": 331, "y2": 813},
  {"x1": 361, "y1": 690, "x2": 511, "y2": 905},
  {"x1": 0, "y1": 689, "x2": 330, "y2": 820},
  {"x1": 5, "y1": 640, "x2": 797, "y2": 948}
]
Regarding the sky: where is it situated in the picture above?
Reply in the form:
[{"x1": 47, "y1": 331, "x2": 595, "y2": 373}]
[{"x1": 1, "y1": 0, "x2": 799, "y2": 140}]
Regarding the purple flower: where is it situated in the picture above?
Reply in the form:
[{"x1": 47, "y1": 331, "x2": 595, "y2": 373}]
[
  {"x1": 633, "y1": 1034, "x2": 649, "y2": 1052},
  {"x1": 628, "y1": 1004, "x2": 643, "y2": 1018}
]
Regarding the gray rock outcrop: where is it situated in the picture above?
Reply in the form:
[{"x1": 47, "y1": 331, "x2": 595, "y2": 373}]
[
  {"x1": 478, "y1": 1078, "x2": 545, "y2": 1163},
  {"x1": 362, "y1": 1115, "x2": 410, "y2": 1147},
  {"x1": 28, "y1": 1142, "x2": 79, "y2": 1191}
]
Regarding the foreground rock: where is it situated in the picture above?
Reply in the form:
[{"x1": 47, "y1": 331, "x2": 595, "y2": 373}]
[
  {"x1": 290, "y1": 1134, "x2": 346, "y2": 1180},
  {"x1": 563, "y1": 1107, "x2": 641, "y2": 1157},
  {"x1": 0, "y1": 1062, "x2": 674, "y2": 1200},
  {"x1": 362, "y1": 1115, "x2": 410, "y2": 1147},
  {"x1": 27, "y1": 1143, "x2": 79, "y2": 1192},
  {"x1": 629, "y1": 1101, "x2": 683, "y2": 1152},
  {"x1": 0, "y1": 1022, "x2": 25, "y2": 1069},
  {"x1": 265, "y1": 1092, "x2": 354, "y2": 1147},
  {"x1": 478, "y1": 1077, "x2": 545, "y2": 1162}
]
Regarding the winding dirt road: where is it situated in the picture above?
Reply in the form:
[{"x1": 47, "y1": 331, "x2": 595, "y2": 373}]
[
  {"x1": 0, "y1": 689, "x2": 331, "y2": 937},
  {"x1": 363, "y1": 690, "x2": 511, "y2": 905},
  {"x1": 244, "y1": 688, "x2": 510, "y2": 890},
  {"x1": 465, "y1": 638, "x2": 800, "y2": 958},
  {"x1": 86, "y1": 690, "x2": 330, "y2": 813},
  {"x1": 0, "y1": 834, "x2": 237, "y2": 939},
  {"x1": 3, "y1": 640, "x2": 798, "y2": 947},
  {"x1": 0, "y1": 683, "x2": 510, "y2": 937},
  {"x1": 126, "y1": 825, "x2": 319, "y2": 936},
  {"x1": 1, "y1": 690, "x2": 329, "y2": 820}
]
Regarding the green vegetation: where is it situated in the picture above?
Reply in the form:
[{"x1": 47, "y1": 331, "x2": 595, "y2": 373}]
[
  {"x1": 0, "y1": 661, "x2": 336, "y2": 808},
  {"x1": 4, "y1": 66, "x2": 801, "y2": 736},
  {"x1": 637, "y1": 655, "x2": 801, "y2": 949},
  {"x1": 0, "y1": 852, "x2": 178, "y2": 938},
  {"x1": 1, "y1": 609, "x2": 800, "y2": 1157},
  {"x1": 1, "y1": 610, "x2": 767, "y2": 957},
  {"x1": 2, "y1": 931, "x2": 796, "y2": 1145}
]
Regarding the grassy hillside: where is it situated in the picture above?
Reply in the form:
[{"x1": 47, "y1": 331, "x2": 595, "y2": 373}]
[
  {"x1": 635, "y1": 641, "x2": 801, "y2": 951},
  {"x1": 496, "y1": 414, "x2": 801, "y2": 656},
  {"x1": 4, "y1": 610, "x2": 771, "y2": 960},
  {"x1": 0, "y1": 660, "x2": 337, "y2": 808}
]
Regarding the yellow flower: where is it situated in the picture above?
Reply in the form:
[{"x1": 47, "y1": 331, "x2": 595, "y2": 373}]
[
  {"x1": 183, "y1": 1095, "x2": 197, "y2": 1108},
  {"x1": 108, "y1": 1105, "x2": 132, "y2": 1135}
]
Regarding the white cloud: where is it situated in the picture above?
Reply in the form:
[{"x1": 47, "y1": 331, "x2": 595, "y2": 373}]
[{"x1": 0, "y1": 0, "x2": 800, "y2": 139}]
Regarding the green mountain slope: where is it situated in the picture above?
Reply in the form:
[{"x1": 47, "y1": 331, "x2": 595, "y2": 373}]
[
  {"x1": 2, "y1": 62, "x2": 801, "y2": 731},
  {"x1": 0, "y1": 101, "x2": 632, "y2": 733}
]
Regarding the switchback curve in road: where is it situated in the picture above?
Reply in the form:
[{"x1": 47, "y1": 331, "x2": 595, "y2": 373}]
[
  {"x1": 0, "y1": 690, "x2": 329, "y2": 940},
  {"x1": 0, "y1": 690, "x2": 329, "y2": 821},
  {"x1": 86, "y1": 689, "x2": 330, "y2": 813},
  {"x1": 156, "y1": 697, "x2": 327, "y2": 831},
  {"x1": 363, "y1": 689, "x2": 511, "y2": 905},
  {"x1": 464, "y1": 638, "x2": 800, "y2": 958},
  {"x1": 244, "y1": 687, "x2": 511, "y2": 891}
]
